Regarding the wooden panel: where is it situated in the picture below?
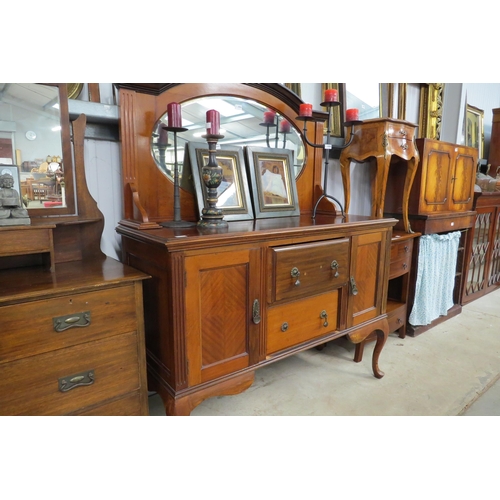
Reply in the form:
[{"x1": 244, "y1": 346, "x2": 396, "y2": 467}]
[
  {"x1": 267, "y1": 290, "x2": 340, "y2": 355},
  {"x1": 0, "y1": 285, "x2": 138, "y2": 363},
  {"x1": 269, "y1": 238, "x2": 349, "y2": 303},
  {"x1": 421, "y1": 147, "x2": 452, "y2": 211},
  {"x1": 451, "y1": 151, "x2": 476, "y2": 209},
  {"x1": 74, "y1": 392, "x2": 146, "y2": 416},
  {"x1": 350, "y1": 231, "x2": 384, "y2": 327},
  {"x1": 185, "y1": 248, "x2": 260, "y2": 385},
  {"x1": 0, "y1": 332, "x2": 141, "y2": 416}
]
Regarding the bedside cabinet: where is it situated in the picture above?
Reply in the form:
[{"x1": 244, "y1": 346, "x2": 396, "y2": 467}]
[{"x1": 354, "y1": 231, "x2": 419, "y2": 362}]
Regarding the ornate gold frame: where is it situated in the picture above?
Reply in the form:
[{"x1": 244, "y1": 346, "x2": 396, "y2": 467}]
[{"x1": 418, "y1": 83, "x2": 445, "y2": 140}]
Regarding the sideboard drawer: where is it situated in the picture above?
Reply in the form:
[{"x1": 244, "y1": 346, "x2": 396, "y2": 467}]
[
  {"x1": 387, "y1": 304, "x2": 407, "y2": 333},
  {"x1": 267, "y1": 290, "x2": 341, "y2": 355},
  {"x1": 0, "y1": 285, "x2": 138, "y2": 363},
  {"x1": 269, "y1": 238, "x2": 349, "y2": 303},
  {"x1": 389, "y1": 239, "x2": 413, "y2": 279},
  {"x1": 0, "y1": 331, "x2": 141, "y2": 416},
  {"x1": 72, "y1": 392, "x2": 146, "y2": 416}
]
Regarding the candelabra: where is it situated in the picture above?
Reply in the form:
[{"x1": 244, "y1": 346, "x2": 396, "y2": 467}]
[
  {"x1": 260, "y1": 112, "x2": 291, "y2": 149},
  {"x1": 296, "y1": 101, "x2": 362, "y2": 219},
  {"x1": 159, "y1": 125, "x2": 196, "y2": 228},
  {"x1": 197, "y1": 133, "x2": 228, "y2": 229}
]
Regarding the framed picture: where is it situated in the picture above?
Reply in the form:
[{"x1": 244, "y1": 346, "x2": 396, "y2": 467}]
[
  {"x1": 185, "y1": 142, "x2": 254, "y2": 221},
  {"x1": 245, "y1": 146, "x2": 300, "y2": 218},
  {"x1": 466, "y1": 104, "x2": 484, "y2": 158},
  {"x1": 0, "y1": 164, "x2": 22, "y2": 196}
]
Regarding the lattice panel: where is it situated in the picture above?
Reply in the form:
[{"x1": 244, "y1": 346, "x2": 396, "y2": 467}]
[
  {"x1": 465, "y1": 212, "x2": 490, "y2": 296},
  {"x1": 489, "y1": 210, "x2": 500, "y2": 286}
]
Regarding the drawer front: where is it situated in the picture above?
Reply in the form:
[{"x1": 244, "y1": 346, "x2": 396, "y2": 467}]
[
  {"x1": 0, "y1": 332, "x2": 141, "y2": 416},
  {"x1": 387, "y1": 124, "x2": 416, "y2": 142},
  {"x1": 389, "y1": 240, "x2": 413, "y2": 278},
  {"x1": 0, "y1": 228, "x2": 52, "y2": 256},
  {"x1": 72, "y1": 392, "x2": 147, "y2": 416},
  {"x1": 267, "y1": 290, "x2": 340, "y2": 355},
  {"x1": 270, "y1": 238, "x2": 349, "y2": 303},
  {"x1": 0, "y1": 285, "x2": 138, "y2": 363},
  {"x1": 387, "y1": 304, "x2": 407, "y2": 333},
  {"x1": 386, "y1": 137, "x2": 416, "y2": 158}
]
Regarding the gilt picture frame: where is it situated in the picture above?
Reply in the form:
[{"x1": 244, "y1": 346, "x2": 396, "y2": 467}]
[
  {"x1": 465, "y1": 104, "x2": 484, "y2": 158},
  {"x1": 185, "y1": 142, "x2": 254, "y2": 221},
  {"x1": 245, "y1": 146, "x2": 299, "y2": 219}
]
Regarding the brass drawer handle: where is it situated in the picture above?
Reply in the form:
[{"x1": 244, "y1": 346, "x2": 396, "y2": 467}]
[
  {"x1": 58, "y1": 369, "x2": 95, "y2": 392},
  {"x1": 290, "y1": 266, "x2": 301, "y2": 286},
  {"x1": 399, "y1": 129, "x2": 407, "y2": 136},
  {"x1": 404, "y1": 245, "x2": 410, "y2": 253},
  {"x1": 53, "y1": 311, "x2": 91, "y2": 332},
  {"x1": 330, "y1": 260, "x2": 339, "y2": 277},
  {"x1": 350, "y1": 276, "x2": 359, "y2": 296},
  {"x1": 320, "y1": 310, "x2": 328, "y2": 327},
  {"x1": 252, "y1": 299, "x2": 261, "y2": 325},
  {"x1": 400, "y1": 142, "x2": 409, "y2": 150},
  {"x1": 402, "y1": 262, "x2": 408, "y2": 270}
]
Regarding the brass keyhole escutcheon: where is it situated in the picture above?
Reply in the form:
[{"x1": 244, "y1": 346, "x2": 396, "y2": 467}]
[
  {"x1": 330, "y1": 260, "x2": 339, "y2": 278},
  {"x1": 320, "y1": 310, "x2": 328, "y2": 327}
]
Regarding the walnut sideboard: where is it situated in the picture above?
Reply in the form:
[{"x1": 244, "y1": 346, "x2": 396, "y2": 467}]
[{"x1": 117, "y1": 214, "x2": 397, "y2": 416}]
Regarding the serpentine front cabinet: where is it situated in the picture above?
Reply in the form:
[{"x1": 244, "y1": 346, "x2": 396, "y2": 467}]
[{"x1": 118, "y1": 214, "x2": 395, "y2": 416}]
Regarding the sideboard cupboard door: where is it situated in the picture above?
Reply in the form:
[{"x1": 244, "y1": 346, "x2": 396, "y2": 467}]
[
  {"x1": 348, "y1": 231, "x2": 389, "y2": 327},
  {"x1": 450, "y1": 149, "x2": 477, "y2": 211},
  {"x1": 184, "y1": 248, "x2": 261, "y2": 386}
]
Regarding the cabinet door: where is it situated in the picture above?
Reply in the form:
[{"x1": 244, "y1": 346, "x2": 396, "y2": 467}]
[
  {"x1": 420, "y1": 146, "x2": 452, "y2": 213},
  {"x1": 348, "y1": 231, "x2": 388, "y2": 327},
  {"x1": 184, "y1": 248, "x2": 261, "y2": 386},
  {"x1": 450, "y1": 148, "x2": 476, "y2": 211}
]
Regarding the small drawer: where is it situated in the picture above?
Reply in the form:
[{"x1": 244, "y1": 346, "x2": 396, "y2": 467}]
[
  {"x1": 269, "y1": 238, "x2": 349, "y2": 303},
  {"x1": 386, "y1": 137, "x2": 416, "y2": 157},
  {"x1": 387, "y1": 124, "x2": 416, "y2": 141},
  {"x1": 267, "y1": 290, "x2": 341, "y2": 355},
  {"x1": 389, "y1": 255, "x2": 412, "y2": 279},
  {"x1": 387, "y1": 304, "x2": 407, "y2": 333},
  {"x1": 389, "y1": 240, "x2": 413, "y2": 278},
  {"x1": 0, "y1": 285, "x2": 138, "y2": 363},
  {"x1": 0, "y1": 227, "x2": 53, "y2": 257},
  {"x1": 0, "y1": 331, "x2": 142, "y2": 416}
]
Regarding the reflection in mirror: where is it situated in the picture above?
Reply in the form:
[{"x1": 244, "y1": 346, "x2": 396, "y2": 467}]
[
  {"x1": 150, "y1": 95, "x2": 306, "y2": 190},
  {"x1": 0, "y1": 83, "x2": 67, "y2": 210},
  {"x1": 345, "y1": 83, "x2": 380, "y2": 120}
]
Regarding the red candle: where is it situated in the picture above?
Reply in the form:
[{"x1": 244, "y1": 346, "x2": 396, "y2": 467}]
[
  {"x1": 279, "y1": 119, "x2": 291, "y2": 133},
  {"x1": 264, "y1": 110, "x2": 276, "y2": 124},
  {"x1": 206, "y1": 109, "x2": 220, "y2": 135},
  {"x1": 159, "y1": 125, "x2": 168, "y2": 144},
  {"x1": 346, "y1": 108, "x2": 359, "y2": 122},
  {"x1": 324, "y1": 88, "x2": 338, "y2": 102},
  {"x1": 299, "y1": 103, "x2": 313, "y2": 117},
  {"x1": 167, "y1": 102, "x2": 182, "y2": 128}
]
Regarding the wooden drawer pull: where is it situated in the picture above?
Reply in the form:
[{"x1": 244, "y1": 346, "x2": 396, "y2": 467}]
[
  {"x1": 53, "y1": 311, "x2": 91, "y2": 332},
  {"x1": 58, "y1": 369, "x2": 95, "y2": 392}
]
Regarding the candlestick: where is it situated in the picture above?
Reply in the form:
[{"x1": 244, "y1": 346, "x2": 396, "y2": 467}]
[
  {"x1": 159, "y1": 124, "x2": 196, "y2": 228},
  {"x1": 198, "y1": 132, "x2": 228, "y2": 229},
  {"x1": 206, "y1": 109, "x2": 220, "y2": 135},
  {"x1": 299, "y1": 103, "x2": 313, "y2": 117},
  {"x1": 167, "y1": 102, "x2": 182, "y2": 128},
  {"x1": 324, "y1": 89, "x2": 338, "y2": 102}
]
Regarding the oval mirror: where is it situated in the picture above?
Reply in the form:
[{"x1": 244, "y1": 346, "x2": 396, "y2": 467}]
[
  {"x1": 150, "y1": 95, "x2": 306, "y2": 191},
  {"x1": 0, "y1": 83, "x2": 75, "y2": 215}
]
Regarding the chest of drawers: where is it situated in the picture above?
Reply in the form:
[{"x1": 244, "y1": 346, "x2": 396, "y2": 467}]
[{"x1": 0, "y1": 258, "x2": 149, "y2": 416}]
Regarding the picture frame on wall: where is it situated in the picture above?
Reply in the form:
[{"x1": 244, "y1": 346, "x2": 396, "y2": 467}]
[
  {"x1": 245, "y1": 146, "x2": 300, "y2": 219},
  {"x1": 465, "y1": 104, "x2": 484, "y2": 158},
  {"x1": 185, "y1": 142, "x2": 254, "y2": 221}
]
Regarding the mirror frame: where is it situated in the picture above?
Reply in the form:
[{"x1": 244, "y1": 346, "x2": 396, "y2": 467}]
[{"x1": 27, "y1": 83, "x2": 76, "y2": 218}]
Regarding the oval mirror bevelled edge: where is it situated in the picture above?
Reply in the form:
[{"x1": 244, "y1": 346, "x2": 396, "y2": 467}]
[
  {"x1": 150, "y1": 95, "x2": 306, "y2": 190},
  {"x1": 0, "y1": 83, "x2": 75, "y2": 217}
]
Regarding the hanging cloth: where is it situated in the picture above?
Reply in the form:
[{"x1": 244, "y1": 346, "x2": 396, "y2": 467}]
[{"x1": 409, "y1": 231, "x2": 461, "y2": 326}]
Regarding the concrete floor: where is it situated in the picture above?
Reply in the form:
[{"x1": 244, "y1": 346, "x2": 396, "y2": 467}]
[{"x1": 148, "y1": 288, "x2": 500, "y2": 416}]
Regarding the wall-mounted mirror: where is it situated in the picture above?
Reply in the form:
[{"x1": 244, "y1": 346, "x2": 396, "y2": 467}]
[
  {"x1": 150, "y1": 95, "x2": 306, "y2": 190},
  {"x1": 0, "y1": 83, "x2": 75, "y2": 215}
]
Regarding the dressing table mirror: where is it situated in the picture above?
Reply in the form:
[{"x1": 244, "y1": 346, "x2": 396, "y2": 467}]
[{"x1": 0, "y1": 83, "x2": 76, "y2": 216}]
